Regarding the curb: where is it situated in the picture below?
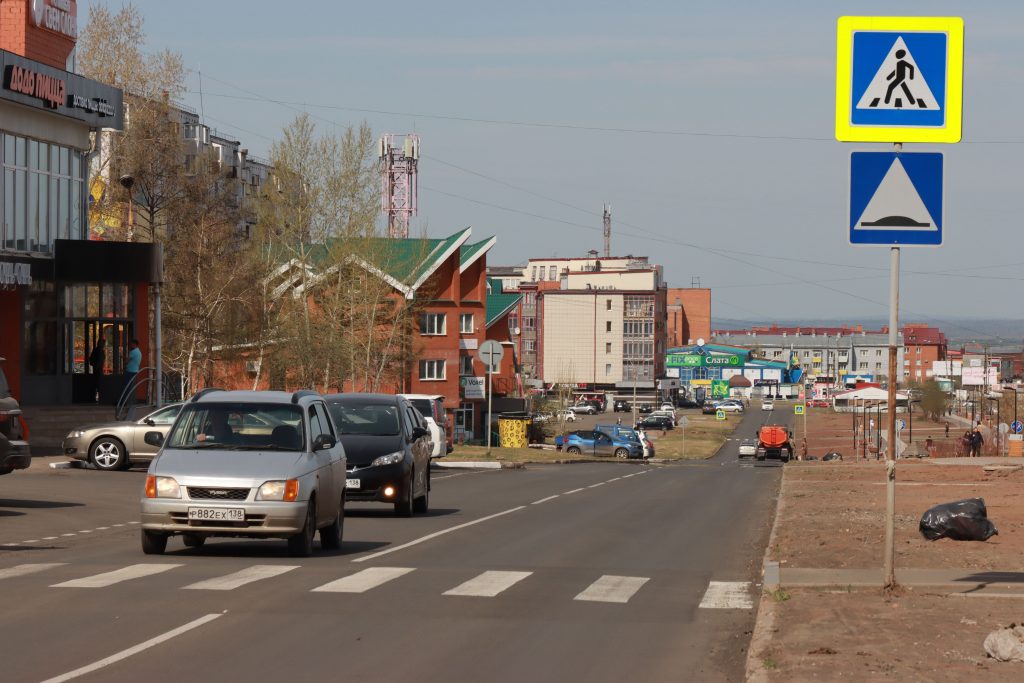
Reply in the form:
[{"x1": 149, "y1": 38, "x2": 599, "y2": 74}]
[
  {"x1": 745, "y1": 465, "x2": 787, "y2": 682},
  {"x1": 432, "y1": 461, "x2": 503, "y2": 470}
]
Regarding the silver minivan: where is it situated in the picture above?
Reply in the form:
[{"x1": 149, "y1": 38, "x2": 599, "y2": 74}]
[{"x1": 139, "y1": 389, "x2": 347, "y2": 557}]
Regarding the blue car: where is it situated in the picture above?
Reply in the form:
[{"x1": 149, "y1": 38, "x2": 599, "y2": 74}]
[{"x1": 555, "y1": 430, "x2": 643, "y2": 459}]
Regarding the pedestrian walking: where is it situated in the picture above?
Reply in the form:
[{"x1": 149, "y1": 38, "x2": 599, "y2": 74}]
[
  {"x1": 122, "y1": 338, "x2": 142, "y2": 410},
  {"x1": 944, "y1": 422, "x2": 950, "y2": 438},
  {"x1": 88, "y1": 336, "x2": 105, "y2": 403},
  {"x1": 925, "y1": 436, "x2": 935, "y2": 458},
  {"x1": 970, "y1": 427, "x2": 984, "y2": 458}
]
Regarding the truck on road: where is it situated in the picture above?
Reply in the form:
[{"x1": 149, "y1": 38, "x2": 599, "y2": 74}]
[{"x1": 756, "y1": 424, "x2": 793, "y2": 463}]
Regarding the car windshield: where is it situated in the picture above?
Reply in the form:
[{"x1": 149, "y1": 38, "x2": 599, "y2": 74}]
[
  {"x1": 408, "y1": 399, "x2": 433, "y2": 420},
  {"x1": 327, "y1": 403, "x2": 401, "y2": 436},
  {"x1": 165, "y1": 403, "x2": 305, "y2": 451}
]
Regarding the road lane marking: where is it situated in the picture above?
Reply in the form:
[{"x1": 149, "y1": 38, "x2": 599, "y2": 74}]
[
  {"x1": 0, "y1": 563, "x2": 66, "y2": 580},
  {"x1": 112, "y1": 524, "x2": 125, "y2": 527},
  {"x1": 574, "y1": 575, "x2": 650, "y2": 603},
  {"x1": 587, "y1": 482, "x2": 605, "y2": 488},
  {"x1": 444, "y1": 570, "x2": 532, "y2": 597},
  {"x1": 352, "y1": 506, "x2": 526, "y2": 563},
  {"x1": 607, "y1": 477, "x2": 622, "y2": 482},
  {"x1": 564, "y1": 488, "x2": 585, "y2": 495},
  {"x1": 698, "y1": 581, "x2": 753, "y2": 609},
  {"x1": 39, "y1": 613, "x2": 223, "y2": 683},
  {"x1": 42, "y1": 536, "x2": 58, "y2": 540},
  {"x1": 312, "y1": 567, "x2": 415, "y2": 593},
  {"x1": 183, "y1": 565, "x2": 299, "y2": 591},
  {"x1": 52, "y1": 564, "x2": 182, "y2": 588},
  {"x1": 95, "y1": 527, "x2": 110, "y2": 531},
  {"x1": 61, "y1": 533, "x2": 76, "y2": 537},
  {"x1": 532, "y1": 495, "x2": 560, "y2": 505}
]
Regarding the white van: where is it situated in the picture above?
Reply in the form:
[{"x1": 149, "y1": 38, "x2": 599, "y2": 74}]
[{"x1": 400, "y1": 394, "x2": 450, "y2": 458}]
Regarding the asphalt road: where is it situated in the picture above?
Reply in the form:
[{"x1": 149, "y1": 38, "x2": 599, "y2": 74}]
[{"x1": 0, "y1": 406, "x2": 785, "y2": 683}]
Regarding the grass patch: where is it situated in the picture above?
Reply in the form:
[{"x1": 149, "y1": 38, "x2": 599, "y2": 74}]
[
  {"x1": 768, "y1": 587, "x2": 791, "y2": 603},
  {"x1": 762, "y1": 656, "x2": 778, "y2": 670}
]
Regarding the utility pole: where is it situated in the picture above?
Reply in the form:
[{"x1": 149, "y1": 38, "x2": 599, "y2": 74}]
[
  {"x1": 603, "y1": 204, "x2": 611, "y2": 258},
  {"x1": 884, "y1": 244, "x2": 899, "y2": 590}
]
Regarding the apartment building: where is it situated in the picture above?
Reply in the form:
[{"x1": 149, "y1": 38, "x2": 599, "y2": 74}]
[
  {"x1": 667, "y1": 287, "x2": 711, "y2": 347},
  {"x1": 902, "y1": 323, "x2": 947, "y2": 382}
]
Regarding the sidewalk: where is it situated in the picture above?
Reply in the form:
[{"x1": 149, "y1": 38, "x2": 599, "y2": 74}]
[{"x1": 772, "y1": 565, "x2": 1024, "y2": 593}]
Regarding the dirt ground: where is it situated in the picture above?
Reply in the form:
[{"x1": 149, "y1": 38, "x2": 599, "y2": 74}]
[{"x1": 750, "y1": 406, "x2": 1024, "y2": 681}]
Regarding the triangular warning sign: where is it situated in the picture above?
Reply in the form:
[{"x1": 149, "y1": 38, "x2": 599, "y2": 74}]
[
  {"x1": 855, "y1": 158, "x2": 937, "y2": 230},
  {"x1": 856, "y1": 37, "x2": 939, "y2": 111}
]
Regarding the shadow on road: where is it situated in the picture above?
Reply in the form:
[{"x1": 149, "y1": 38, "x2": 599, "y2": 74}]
[
  {"x1": 345, "y1": 507, "x2": 460, "y2": 519},
  {"x1": 166, "y1": 538, "x2": 391, "y2": 558},
  {"x1": 0, "y1": 498, "x2": 85, "y2": 509},
  {"x1": 0, "y1": 509, "x2": 26, "y2": 517}
]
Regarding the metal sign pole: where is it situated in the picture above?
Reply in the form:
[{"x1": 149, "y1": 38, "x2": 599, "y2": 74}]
[
  {"x1": 486, "y1": 348, "x2": 494, "y2": 456},
  {"x1": 884, "y1": 244, "x2": 900, "y2": 589}
]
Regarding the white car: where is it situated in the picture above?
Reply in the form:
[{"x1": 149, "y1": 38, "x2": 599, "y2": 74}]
[
  {"x1": 738, "y1": 439, "x2": 757, "y2": 457},
  {"x1": 557, "y1": 410, "x2": 578, "y2": 422},
  {"x1": 716, "y1": 402, "x2": 745, "y2": 413},
  {"x1": 659, "y1": 403, "x2": 676, "y2": 413},
  {"x1": 762, "y1": 400, "x2": 774, "y2": 412},
  {"x1": 400, "y1": 394, "x2": 449, "y2": 457},
  {"x1": 569, "y1": 404, "x2": 597, "y2": 415}
]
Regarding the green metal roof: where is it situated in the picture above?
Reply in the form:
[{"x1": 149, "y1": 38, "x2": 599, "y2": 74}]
[
  {"x1": 486, "y1": 278, "x2": 521, "y2": 328},
  {"x1": 459, "y1": 236, "x2": 496, "y2": 272}
]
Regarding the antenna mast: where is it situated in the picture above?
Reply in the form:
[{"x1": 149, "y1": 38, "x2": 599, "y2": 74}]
[
  {"x1": 379, "y1": 134, "x2": 420, "y2": 238},
  {"x1": 603, "y1": 204, "x2": 611, "y2": 257}
]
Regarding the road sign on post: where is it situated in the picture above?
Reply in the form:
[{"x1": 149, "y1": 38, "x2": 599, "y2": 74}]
[
  {"x1": 849, "y1": 151, "x2": 943, "y2": 246},
  {"x1": 835, "y1": 16, "x2": 964, "y2": 143},
  {"x1": 794, "y1": 404, "x2": 805, "y2": 415},
  {"x1": 1011, "y1": 420, "x2": 1024, "y2": 435},
  {"x1": 477, "y1": 341, "x2": 504, "y2": 456}
]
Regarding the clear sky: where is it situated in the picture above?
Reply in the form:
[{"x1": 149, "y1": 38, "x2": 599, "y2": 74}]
[{"x1": 81, "y1": 1, "x2": 1024, "y2": 331}]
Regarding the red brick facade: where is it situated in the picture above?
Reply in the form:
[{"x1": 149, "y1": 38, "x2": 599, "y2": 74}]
[
  {"x1": 667, "y1": 287, "x2": 711, "y2": 347},
  {"x1": 0, "y1": 0, "x2": 77, "y2": 70}
]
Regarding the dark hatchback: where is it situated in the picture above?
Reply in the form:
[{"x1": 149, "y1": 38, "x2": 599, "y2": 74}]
[
  {"x1": 635, "y1": 415, "x2": 674, "y2": 431},
  {"x1": 324, "y1": 394, "x2": 432, "y2": 517}
]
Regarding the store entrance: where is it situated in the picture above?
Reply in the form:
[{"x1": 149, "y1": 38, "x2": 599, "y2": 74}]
[{"x1": 69, "y1": 320, "x2": 131, "y2": 403}]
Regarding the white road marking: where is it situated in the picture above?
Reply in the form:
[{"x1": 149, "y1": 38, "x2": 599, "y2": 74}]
[
  {"x1": 606, "y1": 477, "x2": 622, "y2": 482},
  {"x1": 587, "y1": 482, "x2": 605, "y2": 489},
  {"x1": 312, "y1": 567, "x2": 415, "y2": 593},
  {"x1": 0, "y1": 563, "x2": 66, "y2": 580},
  {"x1": 574, "y1": 575, "x2": 650, "y2": 603},
  {"x1": 698, "y1": 581, "x2": 753, "y2": 609},
  {"x1": 39, "y1": 613, "x2": 223, "y2": 683},
  {"x1": 532, "y1": 495, "x2": 560, "y2": 505},
  {"x1": 183, "y1": 565, "x2": 299, "y2": 591},
  {"x1": 42, "y1": 536, "x2": 58, "y2": 540},
  {"x1": 112, "y1": 524, "x2": 125, "y2": 527},
  {"x1": 77, "y1": 530, "x2": 92, "y2": 534},
  {"x1": 61, "y1": 533, "x2": 76, "y2": 537},
  {"x1": 352, "y1": 506, "x2": 526, "y2": 563},
  {"x1": 95, "y1": 527, "x2": 109, "y2": 531},
  {"x1": 21, "y1": 539, "x2": 38, "y2": 544},
  {"x1": 128, "y1": 521, "x2": 140, "y2": 525},
  {"x1": 52, "y1": 563, "x2": 182, "y2": 588},
  {"x1": 444, "y1": 570, "x2": 532, "y2": 597},
  {"x1": 564, "y1": 488, "x2": 585, "y2": 495}
]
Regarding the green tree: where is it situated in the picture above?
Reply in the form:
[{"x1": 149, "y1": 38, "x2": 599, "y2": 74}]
[{"x1": 920, "y1": 379, "x2": 949, "y2": 421}]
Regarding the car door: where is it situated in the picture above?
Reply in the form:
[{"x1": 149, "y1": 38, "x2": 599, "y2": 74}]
[
  {"x1": 131, "y1": 404, "x2": 181, "y2": 458},
  {"x1": 403, "y1": 402, "x2": 430, "y2": 497},
  {"x1": 315, "y1": 402, "x2": 346, "y2": 503},
  {"x1": 593, "y1": 431, "x2": 615, "y2": 457},
  {"x1": 307, "y1": 404, "x2": 336, "y2": 526}
]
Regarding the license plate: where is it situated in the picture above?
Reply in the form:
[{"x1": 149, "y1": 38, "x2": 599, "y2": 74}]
[
  {"x1": 188, "y1": 507, "x2": 244, "y2": 522},
  {"x1": 346, "y1": 479, "x2": 361, "y2": 489}
]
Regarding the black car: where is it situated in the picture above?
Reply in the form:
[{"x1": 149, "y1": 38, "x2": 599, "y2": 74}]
[
  {"x1": 324, "y1": 393, "x2": 432, "y2": 517},
  {"x1": 676, "y1": 398, "x2": 699, "y2": 409},
  {"x1": 613, "y1": 400, "x2": 631, "y2": 413},
  {"x1": 637, "y1": 404, "x2": 654, "y2": 414},
  {"x1": 636, "y1": 415, "x2": 674, "y2": 430}
]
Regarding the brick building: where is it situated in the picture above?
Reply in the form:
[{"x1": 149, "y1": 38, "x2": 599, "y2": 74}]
[{"x1": 667, "y1": 287, "x2": 711, "y2": 347}]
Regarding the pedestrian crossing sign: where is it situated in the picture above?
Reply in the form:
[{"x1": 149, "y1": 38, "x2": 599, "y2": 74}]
[
  {"x1": 835, "y1": 16, "x2": 963, "y2": 143},
  {"x1": 794, "y1": 404, "x2": 805, "y2": 415}
]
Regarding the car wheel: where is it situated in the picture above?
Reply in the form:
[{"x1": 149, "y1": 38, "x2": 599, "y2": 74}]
[
  {"x1": 566, "y1": 446, "x2": 582, "y2": 455},
  {"x1": 319, "y1": 494, "x2": 344, "y2": 551},
  {"x1": 413, "y1": 469, "x2": 430, "y2": 514},
  {"x1": 91, "y1": 436, "x2": 128, "y2": 471},
  {"x1": 287, "y1": 500, "x2": 316, "y2": 557},
  {"x1": 394, "y1": 474, "x2": 414, "y2": 517},
  {"x1": 614, "y1": 447, "x2": 629, "y2": 459},
  {"x1": 141, "y1": 529, "x2": 168, "y2": 555},
  {"x1": 182, "y1": 533, "x2": 205, "y2": 548}
]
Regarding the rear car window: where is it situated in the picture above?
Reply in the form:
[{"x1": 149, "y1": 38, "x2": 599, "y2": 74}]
[{"x1": 328, "y1": 403, "x2": 401, "y2": 436}]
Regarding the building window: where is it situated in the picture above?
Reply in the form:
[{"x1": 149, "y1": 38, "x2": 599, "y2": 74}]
[
  {"x1": 859, "y1": 362, "x2": 867, "y2": 370},
  {"x1": 508, "y1": 315, "x2": 518, "y2": 333},
  {"x1": 459, "y1": 313, "x2": 474, "y2": 334},
  {"x1": 606, "y1": 342, "x2": 612, "y2": 353},
  {"x1": 419, "y1": 313, "x2": 446, "y2": 335},
  {"x1": 606, "y1": 299, "x2": 612, "y2": 310},
  {"x1": 524, "y1": 340, "x2": 536, "y2": 353},
  {"x1": 875, "y1": 362, "x2": 882, "y2": 370},
  {"x1": 549, "y1": 265, "x2": 556, "y2": 280},
  {"x1": 876, "y1": 349, "x2": 881, "y2": 356},
  {"x1": 419, "y1": 360, "x2": 445, "y2": 380},
  {"x1": 459, "y1": 355, "x2": 474, "y2": 376},
  {"x1": 605, "y1": 363, "x2": 612, "y2": 376},
  {"x1": 606, "y1": 321, "x2": 612, "y2": 332},
  {"x1": 522, "y1": 292, "x2": 535, "y2": 306},
  {"x1": 523, "y1": 317, "x2": 535, "y2": 331},
  {"x1": 531, "y1": 266, "x2": 537, "y2": 281},
  {"x1": 773, "y1": 350, "x2": 782, "y2": 358}
]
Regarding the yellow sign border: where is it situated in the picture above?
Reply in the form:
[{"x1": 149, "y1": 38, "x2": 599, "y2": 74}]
[
  {"x1": 835, "y1": 16, "x2": 964, "y2": 143},
  {"x1": 794, "y1": 404, "x2": 805, "y2": 415}
]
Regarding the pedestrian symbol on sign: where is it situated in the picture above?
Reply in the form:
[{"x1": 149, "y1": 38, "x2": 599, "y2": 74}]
[{"x1": 857, "y1": 38, "x2": 939, "y2": 111}]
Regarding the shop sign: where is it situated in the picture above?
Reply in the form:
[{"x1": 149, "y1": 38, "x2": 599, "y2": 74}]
[
  {"x1": 31, "y1": 0, "x2": 78, "y2": 41},
  {"x1": 689, "y1": 379, "x2": 712, "y2": 387},
  {"x1": 4, "y1": 64, "x2": 65, "y2": 109},
  {"x1": 667, "y1": 353, "x2": 743, "y2": 368},
  {"x1": 461, "y1": 376, "x2": 485, "y2": 399},
  {"x1": 711, "y1": 380, "x2": 730, "y2": 398},
  {"x1": 0, "y1": 262, "x2": 32, "y2": 286},
  {"x1": 70, "y1": 93, "x2": 115, "y2": 117}
]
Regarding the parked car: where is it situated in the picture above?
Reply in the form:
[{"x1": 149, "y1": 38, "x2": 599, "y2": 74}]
[
  {"x1": 761, "y1": 399, "x2": 775, "y2": 412},
  {"x1": 613, "y1": 400, "x2": 631, "y2": 413},
  {"x1": 649, "y1": 410, "x2": 677, "y2": 426},
  {"x1": 555, "y1": 430, "x2": 643, "y2": 459},
  {"x1": 659, "y1": 403, "x2": 676, "y2": 413},
  {"x1": 676, "y1": 398, "x2": 699, "y2": 409},
  {"x1": 716, "y1": 401, "x2": 745, "y2": 413},
  {"x1": 531, "y1": 412, "x2": 553, "y2": 423},
  {"x1": 556, "y1": 410, "x2": 578, "y2": 423},
  {"x1": 635, "y1": 415, "x2": 674, "y2": 431},
  {"x1": 809, "y1": 398, "x2": 831, "y2": 408},
  {"x1": 139, "y1": 389, "x2": 347, "y2": 557},
  {"x1": 0, "y1": 359, "x2": 30, "y2": 475},
  {"x1": 400, "y1": 393, "x2": 450, "y2": 457},
  {"x1": 595, "y1": 424, "x2": 648, "y2": 459},
  {"x1": 325, "y1": 393, "x2": 432, "y2": 517},
  {"x1": 64, "y1": 403, "x2": 183, "y2": 471},
  {"x1": 702, "y1": 403, "x2": 719, "y2": 415},
  {"x1": 570, "y1": 403, "x2": 597, "y2": 415},
  {"x1": 738, "y1": 439, "x2": 757, "y2": 457},
  {"x1": 637, "y1": 404, "x2": 654, "y2": 414}
]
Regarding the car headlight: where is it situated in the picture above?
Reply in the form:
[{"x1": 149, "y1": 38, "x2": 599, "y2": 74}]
[
  {"x1": 67, "y1": 430, "x2": 86, "y2": 439},
  {"x1": 145, "y1": 475, "x2": 180, "y2": 499},
  {"x1": 257, "y1": 479, "x2": 299, "y2": 502},
  {"x1": 371, "y1": 451, "x2": 405, "y2": 467}
]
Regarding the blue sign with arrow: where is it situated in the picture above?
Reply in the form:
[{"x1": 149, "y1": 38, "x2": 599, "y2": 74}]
[
  {"x1": 1012, "y1": 420, "x2": 1023, "y2": 435},
  {"x1": 849, "y1": 151, "x2": 943, "y2": 246}
]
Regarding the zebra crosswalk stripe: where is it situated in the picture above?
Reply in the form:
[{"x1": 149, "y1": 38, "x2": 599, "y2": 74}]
[
  {"x1": 51, "y1": 564, "x2": 182, "y2": 588},
  {"x1": 0, "y1": 563, "x2": 66, "y2": 580},
  {"x1": 443, "y1": 570, "x2": 532, "y2": 597},
  {"x1": 311, "y1": 567, "x2": 415, "y2": 593},
  {"x1": 182, "y1": 564, "x2": 300, "y2": 590},
  {"x1": 698, "y1": 581, "x2": 753, "y2": 609},
  {"x1": 574, "y1": 575, "x2": 649, "y2": 603}
]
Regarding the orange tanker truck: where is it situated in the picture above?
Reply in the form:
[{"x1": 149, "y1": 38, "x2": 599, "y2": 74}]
[{"x1": 756, "y1": 424, "x2": 793, "y2": 463}]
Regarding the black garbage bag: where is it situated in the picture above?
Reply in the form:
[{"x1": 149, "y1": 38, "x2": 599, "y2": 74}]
[
  {"x1": 823, "y1": 451, "x2": 843, "y2": 462},
  {"x1": 919, "y1": 498, "x2": 998, "y2": 541}
]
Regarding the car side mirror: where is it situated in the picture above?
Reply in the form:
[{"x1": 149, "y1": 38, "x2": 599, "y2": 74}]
[
  {"x1": 411, "y1": 426, "x2": 429, "y2": 441},
  {"x1": 144, "y1": 431, "x2": 164, "y2": 447},
  {"x1": 313, "y1": 434, "x2": 336, "y2": 451},
  {"x1": 144, "y1": 418, "x2": 155, "y2": 426}
]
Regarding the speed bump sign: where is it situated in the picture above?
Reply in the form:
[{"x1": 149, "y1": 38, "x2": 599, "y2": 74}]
[{"x1": 795, "y1": 404, "x2": 806, "y2": 415}]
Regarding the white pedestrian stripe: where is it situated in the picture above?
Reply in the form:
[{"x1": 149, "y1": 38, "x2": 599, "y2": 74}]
[
  {"x1": 698, "y1": 581, "x2": 753, "y2": 609},
  {"x1": 444, "y1": 570, "x2": 532, "y2": 597},
  {"x1": 52, "y1": 563, "x2": 182, "y2": 588},
  {"x1": 183, "y1": 564, "x2": 299, "y2": 591},
  {"x1": 311, "y1": 567, "x2": 415, "y2": 593},
  {"x1": 0, "y1": 563, "x2": 66, "y2": 580},
  {"x1": 574, "y1": 575, "x2": 649, "y2": 604}
]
